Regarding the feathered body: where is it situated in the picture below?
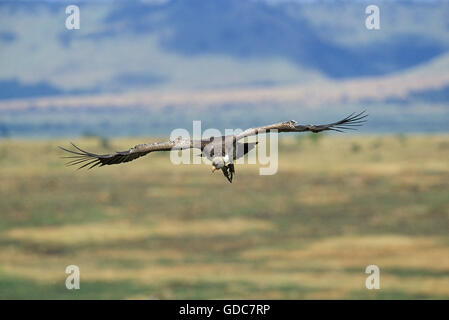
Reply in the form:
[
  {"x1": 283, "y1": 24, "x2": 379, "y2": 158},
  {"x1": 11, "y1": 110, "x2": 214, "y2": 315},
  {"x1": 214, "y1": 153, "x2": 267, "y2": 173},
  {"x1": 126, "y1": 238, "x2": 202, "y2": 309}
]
[{"x1": 60, "y1": 111, "x2": 367, "y2": 183}]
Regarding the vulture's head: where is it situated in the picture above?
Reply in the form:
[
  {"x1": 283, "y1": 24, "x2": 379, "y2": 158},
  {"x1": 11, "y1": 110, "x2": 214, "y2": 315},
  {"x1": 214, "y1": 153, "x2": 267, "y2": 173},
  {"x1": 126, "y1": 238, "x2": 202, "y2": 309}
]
[{"x1": 211, "y1": 157, "x2": 225, "y2": 172}]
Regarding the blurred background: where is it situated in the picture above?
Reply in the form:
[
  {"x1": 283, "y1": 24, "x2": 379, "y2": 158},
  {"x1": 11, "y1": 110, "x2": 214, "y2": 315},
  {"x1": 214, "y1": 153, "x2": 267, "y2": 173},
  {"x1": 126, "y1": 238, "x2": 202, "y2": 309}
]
[{"x1": 0, "y1": 0, "x2": 448, "y2": 299}]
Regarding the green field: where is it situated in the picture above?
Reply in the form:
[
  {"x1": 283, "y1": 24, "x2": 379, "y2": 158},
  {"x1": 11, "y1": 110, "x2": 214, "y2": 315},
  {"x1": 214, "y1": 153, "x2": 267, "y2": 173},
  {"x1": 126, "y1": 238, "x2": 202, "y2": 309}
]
[{"x1": 1, "y1": 134, "x2": 449, "y2": 299}]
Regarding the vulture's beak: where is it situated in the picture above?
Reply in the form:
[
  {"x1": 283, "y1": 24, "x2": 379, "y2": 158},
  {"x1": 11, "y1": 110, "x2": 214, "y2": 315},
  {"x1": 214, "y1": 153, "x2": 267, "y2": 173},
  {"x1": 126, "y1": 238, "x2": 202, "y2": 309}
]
[{"x1": 211, "y1": 166, "x2": 216, "y2": 173}]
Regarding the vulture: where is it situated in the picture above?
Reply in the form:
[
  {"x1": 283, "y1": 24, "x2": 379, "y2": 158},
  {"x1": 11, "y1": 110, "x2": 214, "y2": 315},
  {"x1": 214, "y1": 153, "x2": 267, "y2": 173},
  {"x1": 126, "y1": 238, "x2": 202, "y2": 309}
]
[{"x1": 60, "y1": 111, "x2": 367, "y2": 183}]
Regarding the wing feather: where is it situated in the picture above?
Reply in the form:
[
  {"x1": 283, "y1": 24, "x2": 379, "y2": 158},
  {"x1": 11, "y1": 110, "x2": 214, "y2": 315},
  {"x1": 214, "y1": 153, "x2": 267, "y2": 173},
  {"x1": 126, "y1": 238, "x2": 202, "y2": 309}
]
[
  {"x1": 234, "y1": 110, "x2": 367, "y2": 141},
  {"x1": 59, "y1": 139, "x2": 193, "y2": 170}
]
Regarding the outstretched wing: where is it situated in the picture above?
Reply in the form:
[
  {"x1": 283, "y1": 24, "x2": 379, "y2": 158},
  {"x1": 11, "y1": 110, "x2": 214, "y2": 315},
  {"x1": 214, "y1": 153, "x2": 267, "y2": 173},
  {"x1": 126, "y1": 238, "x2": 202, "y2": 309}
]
[
  {"x1": 234, "y1": 111, "x2": 367, "y2": 141},
  {"x1": 60, "y1": 139, "x2": 193, "y2": 170}
]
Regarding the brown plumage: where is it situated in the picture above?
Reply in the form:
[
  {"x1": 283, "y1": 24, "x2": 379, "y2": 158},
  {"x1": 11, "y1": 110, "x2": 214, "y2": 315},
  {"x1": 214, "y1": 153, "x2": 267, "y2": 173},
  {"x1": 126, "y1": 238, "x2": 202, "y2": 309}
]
[{"x1": 60, "y1": 111, "x2": 367, "y2": 182}]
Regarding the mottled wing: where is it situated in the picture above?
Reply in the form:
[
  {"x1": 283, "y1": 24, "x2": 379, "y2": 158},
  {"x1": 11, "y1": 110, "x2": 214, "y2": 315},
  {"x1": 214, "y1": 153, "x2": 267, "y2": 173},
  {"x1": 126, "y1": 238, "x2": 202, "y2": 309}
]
[
  {"x1": 60, "y1": 139, "x2": 192, "y2": 170},
  {"x1": 235, "y1": 111, "x2": 367, "y2": 141}
]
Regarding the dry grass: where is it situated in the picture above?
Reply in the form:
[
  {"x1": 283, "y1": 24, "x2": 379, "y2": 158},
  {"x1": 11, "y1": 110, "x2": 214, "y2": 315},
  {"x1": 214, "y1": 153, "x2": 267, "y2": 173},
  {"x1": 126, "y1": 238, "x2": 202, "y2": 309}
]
[{"x1": 0, "y1": 134, "x2": 448, "y2": 299}]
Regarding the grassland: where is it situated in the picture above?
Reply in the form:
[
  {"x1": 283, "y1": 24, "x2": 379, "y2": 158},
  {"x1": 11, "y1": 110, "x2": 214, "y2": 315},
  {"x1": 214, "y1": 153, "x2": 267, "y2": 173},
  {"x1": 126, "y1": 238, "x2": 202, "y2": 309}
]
[{"x1": 0, "y1": 134, "x2": 449, "y2": 299}]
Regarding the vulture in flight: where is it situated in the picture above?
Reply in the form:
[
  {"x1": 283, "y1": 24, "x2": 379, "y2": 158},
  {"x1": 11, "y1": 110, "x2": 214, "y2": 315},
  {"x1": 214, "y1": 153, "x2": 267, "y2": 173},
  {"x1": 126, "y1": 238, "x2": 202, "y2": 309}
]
[{"x1": 60, "y1": 111, "x2": 367, "y2": 183}]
